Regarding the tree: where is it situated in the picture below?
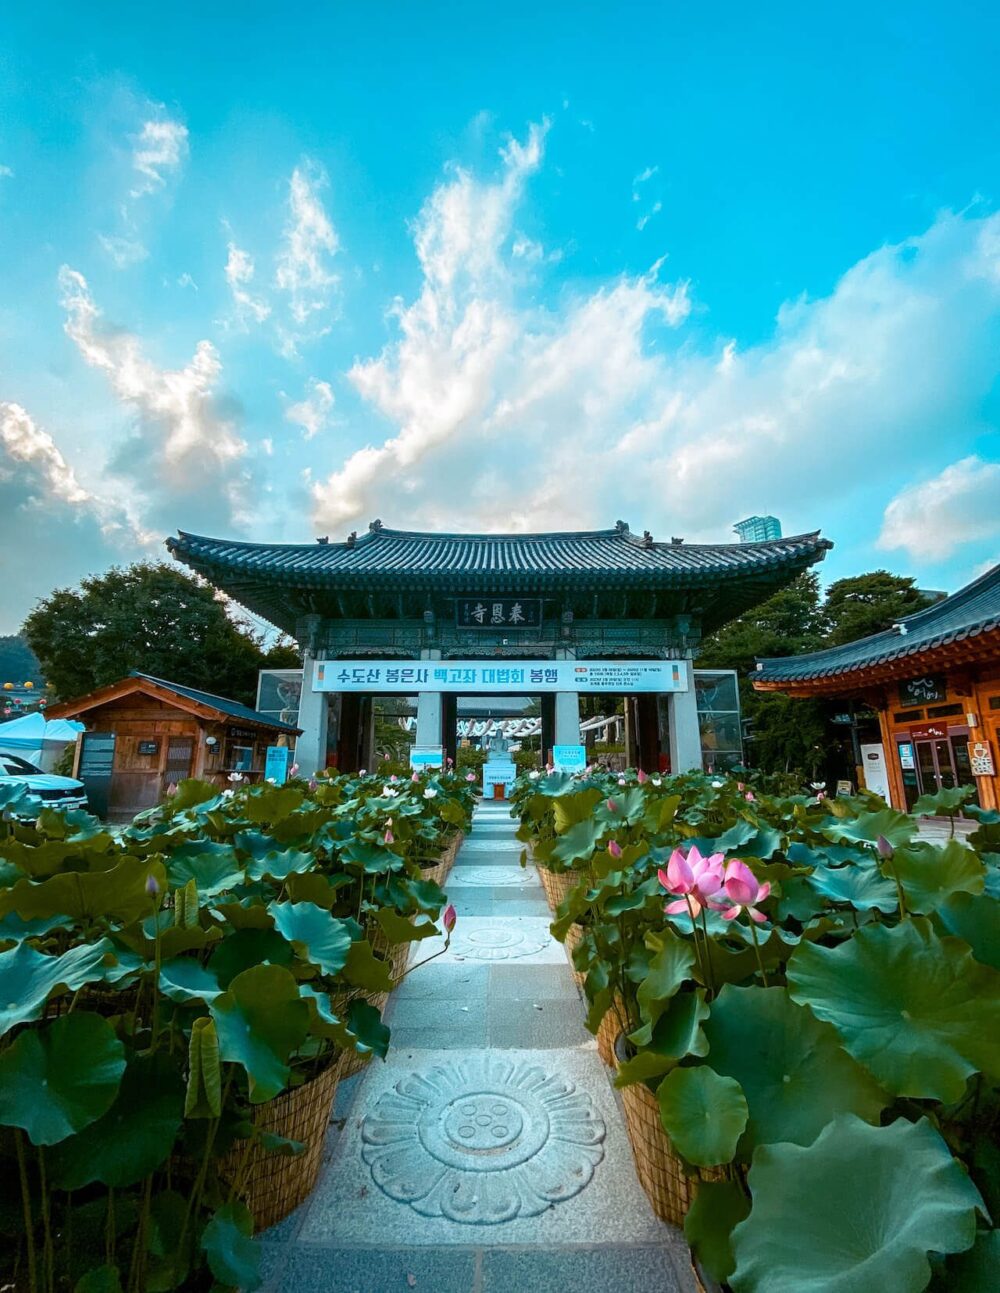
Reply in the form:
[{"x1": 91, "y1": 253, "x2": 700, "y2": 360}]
[
  {"x1": 22, "y1": 563, "x2": 299, "y2": 708},
  {"x1": 822, "y1": 571, "x2": 933, "y2": 645},
  {"x1": 0, "y1": 635, "x2": 44, "y2": 687}
]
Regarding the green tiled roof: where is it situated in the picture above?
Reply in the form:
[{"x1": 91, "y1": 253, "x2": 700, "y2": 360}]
[
  {"x1": 755, "y1": 562, "x2": 1000, "y2": 685},
  {"x1": 167, "y1": 523, "x2": 831, "y2": 634},
  {"x1": 129, "y1": 672, "x2": 300, "y2": 734}
]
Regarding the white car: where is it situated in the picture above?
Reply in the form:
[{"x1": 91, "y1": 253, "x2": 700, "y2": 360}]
[{"x1": 0, "y1": 752, "x2": 89, "y2": 810}]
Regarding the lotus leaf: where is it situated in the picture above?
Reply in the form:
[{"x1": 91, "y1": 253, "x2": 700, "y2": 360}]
[
  {"x1": 0, "y1": 856, "x2": 167, "y2": 924},
  {"x1": 0, "y1": 938, "x2": 118, "y2": 1037},
  {"x1": 823, "y1": 806, "x2": 916, "y2": 849},
  {"x1": 374, "y1": 908, "x2": 439, "y2": 944},
  {"x1": 49, "y1": 1051, "x2": 184, "y2": 1188},
  {"x1": 159, "y1": 958, "x2": 222, "y2": 1004},
  {"x1": 550, "y1": 817, "x2": 603, "y2": 865},
  {"x1": 340, "y1": 839, "x2": 402, "y2": 873},
  {"x1": 0, "y1": 1012, "x2": 125, "y2": 1144},
  {"x1": 787, "y1": 918, "x2": 1000, "y2": 1103},
  {"x1": 890, "y1": 839, "x2": 985, "y2": 914},
  {"x1": 657, "y1": 1066, "x2": 748, "y2": 1167},
  {"x1": 269, "y1": 900, "x2": 353, "y2": 975},
  {"x1": 74, "y1": 1268, "x2": 124, "y2": 1293},
  {"x1": 245, "y1": 848, "x2": 315, "y2": 882},
  {"x1": 342, "y1": 938, "x2": 394, "y2": 992},
  {"x1": 208, "y1": 928, "x2": 293, "y2": 987},
  {"x1": 702, "y1": 985, "x2": 888, "y2": 1152},
  {"x1": 346, "y1": 996, "x2": 390, "y2": 1057},
  {"x1": 201, "y1": 1200, "x2": 261, "y2": 1291},
  {"x1": 807, "y1": 861, "x2": 898, "y2": 911},
  {"x1": 166, "y1": 779, "x2": 221, "y2": 811},
  {"x1": 912, "y1": 785, "x2": 976, "y2": 817},
  {"x1": 935, "y1": 1229, "x2": 1000, "y2": 1292},
  {"x1": 242, "y1": 784, "x2": 304, "y2": 824},
  {"x1": 211, "y1": 964, "x2": 310, "y2": 1102},
  {"x1": 616, "y1": 990, "x2": 710, "y2": 1087},
  {"x1": 185, "y1": 1016, "x2": 222, "y2": 1117},
  {"x1": 552, "y1": 788, "x2": 604, "y2": 833},
  {"x1": 935, "y1": 891, "x2": 1000, "y2": 970},
  {"x1": 166, "y1": 842, "x2": 245, "y2": 896},
  {"x1": 730, "y1": 1116, "x2": 983, "y2": 1293},
  {"x1": 684, "y1": 1179, "x2": 750, "y2": 1283},
  {"x1": 631, "y1": 930, "x2": 695, "y2": 1043}
]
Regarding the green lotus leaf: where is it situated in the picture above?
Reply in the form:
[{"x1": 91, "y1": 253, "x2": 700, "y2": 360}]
[
  {"x1": 208, "y1": 928, "x2": 293, "y2": 987},
  {"x1": 210, "y1": 964, "x2": 310, "y2": 1102},
  {"x1": 269, "y1": 900, "x2": 353, "y2": 975},
  {"x1": 890, "y1": 839, "x2": 985, "y2": 914},
  {"x1": 934, "y1": 1229, "x2": 1000, "y2": 1292},
  {"x1": 807, "y1": 862, "x2": 898, "y2": 911},
  {"x1": 404, "y1": 875, "x2": 448, "y2": 912},
  {"x1": 632, "y1": 929, "x2": 696, "y2": 1042},
  {"x1": 656, "y1": 1066, "x2": 747, "y2": 1167},
  {"x1": 158, "y1": 958, "x2": 222, "y2": 1004},
  {"x1": 684, "y1": 1179, "x2": 751, "y2": 1284},
  {"x1": 185, "y1": 1016, "x2": 222, "y2": 1118},
  {"x1": 0, "y1": 938, "x2": 118, "y2": 1037},
  {"x1": 342, "y1": 939, "x2": 394, "y2": 992},
  {"x1": 935, "y1": 891, "x2": 1000, "y2": 970},
  {"x1": 615, "y1": 989, "x2": 710, "y2": 1087},
  {"x1": 552, "y1": 788, "x2": 603, "y2": 833},
  {"x1": 74, "y1": 1267, "x2": 124, "y2": 1293},
  {"x1": 0, "y1": 910, "x2": 75, "y2": 942},
  {"x1": 146, "y1": 1189, "x2": 191, "y2": 1290},
  {"x1": 166, "y1": 779, "x2": 220, "y2": 812},
  {"x1": 211, "y1": 899, "x2": 274, "y2": 929},
  {"x1": 702, "y1": 984, "x2": 888, "y2": 1152},
  {"x1": 774, "y1": 875, "x2": 827, "y2": 923},
  {"x1": 243, "y1": 784, "x2": 304, "y2": 824},
  {"x1": 245, "y1": 848, "x2": 315, "y2": 882},
  {"x1": 912, "y1": 785, "x2": 976, "y2": 818},
  {"x1": 823, "y1": 806, "x2": 916, "y2": 850},
  {"x1": 165, "y1": 843, "x2": 245, "y2": 896},
  {"x1": 342, "y1": 839, "x2": 404, "y2": 873},
  {"x1": 299, "y1": 985, "x2": 353, "y2": 1047},
  {"x1": 284, "y1": 871, "x2": 341, "y2": 908},
  {"x1": 787, "y1": 918, "x2": 1000, "y2": 1103},
  {"x1": 730, "y1": 1115, "x2": 983, "y2": 1293},
  {"x1": 0, "y1": 1012, "x2": 125, "y2": 1144},
  {"x1": 551, "y1": 818, "x2": 603, "y2": 865},
  {"x1": 201, "y1": 1200, "x2": 261, "y2": 1291},
  {"x1": 713, "y1": 820, "x2": 758, "y2": 851},
  {"x1": 49, "y1": 1051, "x2": 184, "y2": 1188},
  {"x1": 346, "y1": 996, "x2": 390, "y2": 1058},
  {"x1": 0, "y1": 857, "x2": 167, "y2": 924},
  {"x1": 374, "y1": 908, "x2": 439, "y2": 944}
]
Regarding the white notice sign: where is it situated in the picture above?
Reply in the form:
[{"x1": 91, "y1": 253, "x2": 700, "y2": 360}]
[
  {"x1": 553, "y1": 744, "x2": 587, "y2": 773},
  {"x1": 314, "y1": 659, "x2": 686, "y2": 694}
]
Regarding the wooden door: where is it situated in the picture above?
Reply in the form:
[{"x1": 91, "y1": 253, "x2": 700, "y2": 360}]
[{"x1": 163, "y1": 736, "x2": 195, "y2": 793}]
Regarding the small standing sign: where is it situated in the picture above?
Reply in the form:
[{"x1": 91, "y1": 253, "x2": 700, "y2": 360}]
[{"x1": 265, "y1": 746, "x2": 292, "y2": 786}]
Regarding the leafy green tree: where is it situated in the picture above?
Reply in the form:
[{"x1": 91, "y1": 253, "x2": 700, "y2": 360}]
[
  {"x1": 0, "y1": 634, "x2": 44, "y2": 687},
  {"x1": 822, "y1": 571, "x2": 933, "y2": 645},
  {"x1": 23, "y1": 564, "x2": 298, "y2": 708}
]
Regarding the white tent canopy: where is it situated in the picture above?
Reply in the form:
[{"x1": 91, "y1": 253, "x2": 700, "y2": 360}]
[{"x1": 0, "y1": 713, "x2": 84, "y2": 770}]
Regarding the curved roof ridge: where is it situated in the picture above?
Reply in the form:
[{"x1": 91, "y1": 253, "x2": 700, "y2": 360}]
[{"x1": 896, "y1": 560, "x2": 1000, "y2": 627}]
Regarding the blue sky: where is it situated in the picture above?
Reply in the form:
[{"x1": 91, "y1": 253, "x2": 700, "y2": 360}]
[{"x1": 2, "y1": 1, "x2": 999, "y2": 631}]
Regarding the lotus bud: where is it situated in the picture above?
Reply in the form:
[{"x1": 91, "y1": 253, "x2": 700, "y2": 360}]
[
  {"x1": 289, "y1": 763, "x2": 299, "y2": 777},
  {"x1": 411, "y1": 771, "x2": 420, "y2": 782},
  {"x1": 145, "y1": 874, "x2": 161, "y2": 897},
  {"x1": 607, "y1": 798, "x2": 618, "y2": 813},
  {"x1": 166, "y1": 782, "x2": 179, "y2": 797},
  {"x1": 466, "y1": 772, "x2": 476, "y2": 782},
  {"x1": 618, "y1": 776, "x2": 627, "y2": 786},
  {"x1": 876, "y1": 834, "x2": 894, "y2": 860},
  {"x1": 608, "y1": 839, "x2": 623, "y2": 859},
  {"x1": 745, "y1": 791, "x2": 755, "y2": 802},
  {"x1": 637, "y1": 769, "x2": 648, "y2": 783},
  {"x1": 443, "y1": 903, "x2": 457, "y2": 932},
  {"x1": 360, "y1": 768, "x2": 367, "y2": 777},
  {"x1": 384, "y1": 828, "x2": 394, "y2": 845},
  {"x1": 737, "y1": 782, "x2": 745, "y2": 792},
  {"x1": 308, "y1": 777, "x2": 318, "y2": 791}
]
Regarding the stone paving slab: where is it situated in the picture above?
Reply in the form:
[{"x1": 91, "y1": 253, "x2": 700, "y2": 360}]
[
  {"x1": 420, "y1": 916, "x2": 564, "y2": 966},
  {"x1": 446, "y1": 865, "x2": 538, "y2": 886},
  {"x1": 299, "y1": 1047, "x2": 669, "y2": 1248},
  {"x1": 481, "y1": 1244, "x2": 693, "y2": 1292},
  {"x1": 263, "y1": 1242, "x2": 479, "y2": 1293},
  {"x1": 391, "y1": 962, "x2": 490, "y2": 1002},
  {"x1": 449, "y1": 892, "x2": 552, "y2": 919}
]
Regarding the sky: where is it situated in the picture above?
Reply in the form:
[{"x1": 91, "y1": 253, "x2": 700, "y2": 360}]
[{"x1": 2, "y1": 1, "x2": 999, "y2": 633}]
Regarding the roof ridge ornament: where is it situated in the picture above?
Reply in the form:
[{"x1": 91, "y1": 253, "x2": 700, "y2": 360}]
[
  {"x1": 614, "y1": 519, "x2": 630, "y2": 534},
  {"x1": 316, "y1": 535, "x2": 329, "y2": 544},
  {"x1": 369, "y1": 518, "x2": 383, "y2": 533},
  {"x1": 346, "y1": 531, "x2": 357, "y2": 547},
  {"x1": 642, "y1": 530, "x2": 654, "y2": 548}
]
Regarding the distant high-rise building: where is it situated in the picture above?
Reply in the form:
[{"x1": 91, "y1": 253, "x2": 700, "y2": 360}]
[{"x1": 734, "y1": 515, "x2": 782, "y2": 543}]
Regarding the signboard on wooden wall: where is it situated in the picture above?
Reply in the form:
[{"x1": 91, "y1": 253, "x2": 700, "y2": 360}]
[
  {"x1": 899, "y1": 675, "x2": 948, "y2": 705},
  {"x1": 456, "y1": 598, "x2": 542, "y2": 629},
  {"x1": 971, "y1": 741, "x2": 996, "y2": 776}
]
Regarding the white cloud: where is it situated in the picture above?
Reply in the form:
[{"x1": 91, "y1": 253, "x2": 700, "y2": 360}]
[
  {"x1": 58, "y1": 266, "x2": 250, "y2": 532},
  {"x1": 637, "y1": 200, "x2": 662, "y2": 231},
  {"x1": 285, "y1": 378, "x2": 334, "y2": 440},
  {"x1": 225, "y1": 241, "x2": 271, "y2": 324},
  {"x1": 0, "y1": 402, "x2": 150, "y2": 630},
  {"x1": 0, "y1": 165, "x2": 13, "y2": 179},
  {"x1": 275, "y1": 162, "x2": 339, "y2": 337},
  {"x1": 311, "y1": 127, "x2": 1000, "y2": 559},
  {"x1": 98, "y1": 232, "x2": 148, "y2": 268},
  {"x1": 130, "y1": 117, "x2": 189, "y2": 197},
  {"x1": 878, "y1": 456, "x2": 1000, "y2": 559}
]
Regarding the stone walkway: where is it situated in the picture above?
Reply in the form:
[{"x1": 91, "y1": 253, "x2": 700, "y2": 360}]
[{"x1": 260, "y1": 801, "x2": 694, "y2": 1293}]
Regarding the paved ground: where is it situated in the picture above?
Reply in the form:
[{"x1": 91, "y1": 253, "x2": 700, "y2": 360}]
[{"x1": 259, "y1": 800, "x2": 694, "y2": 1293}]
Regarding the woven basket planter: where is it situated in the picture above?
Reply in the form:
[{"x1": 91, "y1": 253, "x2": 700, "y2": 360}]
[
  {"x1": 539, "y1": 868, "x2": 582, "y2": 912},
  {"x1": 618, "y1": 1058, "x2": 726, "y2": 1227},
  {"x1": 595, "y1": 995, "x2": 629, "y2": 1067},
  {"x1": 226, "y1": 1058, "x2": 340, "y2": 1231},
  {"x1": 562, "y1": 922, "x2": 587, "y2": 986}
]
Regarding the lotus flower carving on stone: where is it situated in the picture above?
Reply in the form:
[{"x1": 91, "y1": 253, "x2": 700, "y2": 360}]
[{"x1": 361, "y1": 1055, "x2": 606, "y2": 1222}]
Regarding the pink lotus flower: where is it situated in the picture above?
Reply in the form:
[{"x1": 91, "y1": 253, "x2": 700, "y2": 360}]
[
  {"x1": 308, "y1": 777, "x2": 318, "y2": 791},
  {"x1": 618, "y1": 776, "x2": 627, "y2": 786},
  {"x1": 720, "y1": 859, "x2": 771, "y2": 924},
  {"x1": 384, "y1": 828, "x2": 394, "y2": 845},
  {"x1": 608, "y1": 839, "x2": 623, "y2": 859},
  {"x1": 745, "y1": 791, "x2": 755, "y2": 803},
  {"x1": 607, "y1": 798, "x2": 618, "y2": 813},
  {"x1": 442, "y1": 903, "x2": 457, "y2": 932},
  {"x1": 657, "y1": 846, "x2": 725, "y2": 917},
  {"x1": 411, "y1": 771, "x2": 420, "y2": 782},
  {"x1": 465, "y1": 772, "x2": 476, "y2": 782},
  {"x1": 165, "y1": 782, "x2": 178, "y2": 797},
  {"x1": 289, "y1": 763, "x2": 299, "y2": 777},
  {"x1": 390, "y1": 774, "x2": 398, "y2": 783},
  {"x1": 637, "y1": 769, "x2": 648, "y2": 784}
]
